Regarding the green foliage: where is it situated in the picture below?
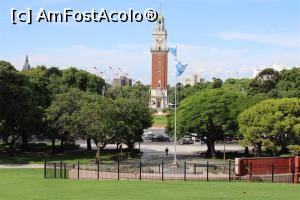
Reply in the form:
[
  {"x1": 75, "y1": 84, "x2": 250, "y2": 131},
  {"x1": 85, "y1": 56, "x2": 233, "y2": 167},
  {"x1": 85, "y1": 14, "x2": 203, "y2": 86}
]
[
  {"x1": 106, "y1": 82, "x2": 150, "y2": 105},
  {"x1": 287, "y1": 145, "x2": 300, "y2": 152},
  {"x1": 223, "y1": 78, "x2": 251, "y2": 94},
  {"x1": 168, "y1": 82, "x2": 210, "y2": 104},
  {"x1": 239, "y1": 98, "x2": 300, "y2": 156},
  {"x1": 76, "y1": 94, "x2": 116, "y2": 148},
  {"x1": 275, "y1": 67, "x2": 300, "y2": 98},
  {"x1": 60, "y1": 67, "x2": 105, "y2": 95},
  {"x1": 249, "y1": 68, "x2": 280, "y2": 94},
  {"x1": 169, "y1": 88, "x2": 240, "y2": 158},
  {"x1": 115, "y1": 97, "x2": 152, "y2": 151},
  {"x1": 212, "y1": 77, "x2": 223, "y2": 88},
  {"x1": 45, "y1": 88, "x2": 85, "y2": 143},
  {"x1": 0, "y1": 61, "x2": 45, "y2": 152}
]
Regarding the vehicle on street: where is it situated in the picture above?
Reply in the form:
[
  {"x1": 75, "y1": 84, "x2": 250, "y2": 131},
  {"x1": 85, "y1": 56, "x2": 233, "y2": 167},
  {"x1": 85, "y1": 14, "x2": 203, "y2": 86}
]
[
  {"x1": 190, "y1": 133, "x2": 201, "y2": 142},
  {"x1": 144, "y1": 133, "x2": 155, "y2": 140},
  {"x1": 179, "y1": 136, "x2": 194, "y2": 145},
  {"x1": 151, "y1": 135, "x2": 170, "y2": 142}
]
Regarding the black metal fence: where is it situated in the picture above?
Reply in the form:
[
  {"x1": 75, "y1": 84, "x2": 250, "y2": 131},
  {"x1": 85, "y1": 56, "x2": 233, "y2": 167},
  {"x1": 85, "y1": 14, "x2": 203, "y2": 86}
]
[{"x1": 44, "y1": 160, "x2": 299, "y2": 183}]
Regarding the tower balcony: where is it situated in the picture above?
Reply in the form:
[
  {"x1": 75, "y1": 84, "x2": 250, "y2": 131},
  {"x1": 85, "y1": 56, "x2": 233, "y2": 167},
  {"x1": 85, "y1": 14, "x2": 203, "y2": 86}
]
[
  {"x1": 151, "y1": 89, "x2": 168, "y2": 97},
  {"x1": 150, "y1": 48, "x2": 169, "y2": 53}
]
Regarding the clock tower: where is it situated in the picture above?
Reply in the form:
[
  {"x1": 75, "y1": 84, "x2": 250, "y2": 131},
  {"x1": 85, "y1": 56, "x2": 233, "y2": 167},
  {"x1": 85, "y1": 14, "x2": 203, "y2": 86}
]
[{"x1": 150, "y1": 15, "x2": 168, "y2": 110}]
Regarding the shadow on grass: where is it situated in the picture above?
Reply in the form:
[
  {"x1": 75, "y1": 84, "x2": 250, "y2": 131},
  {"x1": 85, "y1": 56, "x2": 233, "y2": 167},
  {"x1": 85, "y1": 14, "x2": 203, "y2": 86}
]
[{"x1": 0, "y1": 143, "x2": 142, "y2": 164}]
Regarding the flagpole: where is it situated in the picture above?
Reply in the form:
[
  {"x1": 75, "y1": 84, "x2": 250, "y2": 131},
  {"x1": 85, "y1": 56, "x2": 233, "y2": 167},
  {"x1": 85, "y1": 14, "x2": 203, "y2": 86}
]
[{"x1": 174, "y1": 46, "x2": 178, "y2": 164}]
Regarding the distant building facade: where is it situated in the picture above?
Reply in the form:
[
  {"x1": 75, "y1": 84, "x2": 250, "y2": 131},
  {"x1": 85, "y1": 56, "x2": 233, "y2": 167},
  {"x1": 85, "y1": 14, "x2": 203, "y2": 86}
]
[
  {"x1": 112, "y1": 75, "x2": 132, "y2": 87},
  {"x1": 150, "y1": 15, "x2": 168, "y2": 110},
  {"x1": 22, "y1": 55, "x2": 31, "y2": 71},
  {"x1": 182, "y1": 74, "x2": 199, "y2": 86}
]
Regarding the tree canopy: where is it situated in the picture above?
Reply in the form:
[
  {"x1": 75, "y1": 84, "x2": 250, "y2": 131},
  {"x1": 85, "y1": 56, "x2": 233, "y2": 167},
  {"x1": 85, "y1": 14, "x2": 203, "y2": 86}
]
[
  {"x1": 168, "y1": 88, "x2": 241, "y2": 158},
  {"x1": 238, "y1": 98, "x2": 300, "y2": 156}
]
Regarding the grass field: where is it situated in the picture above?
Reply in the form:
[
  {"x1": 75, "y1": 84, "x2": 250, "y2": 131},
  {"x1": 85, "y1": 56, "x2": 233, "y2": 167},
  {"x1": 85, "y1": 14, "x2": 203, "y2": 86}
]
[
  {"x1": 0, "y1": 169, "x2": 299, "y2": 200},
  {"x1": 153, "y1": 115, "x2": 168, "y2": 126}
]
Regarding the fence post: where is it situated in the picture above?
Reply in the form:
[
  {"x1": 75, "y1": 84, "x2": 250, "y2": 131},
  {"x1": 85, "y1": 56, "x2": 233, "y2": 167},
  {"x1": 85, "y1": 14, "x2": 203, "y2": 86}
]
[
  {"x1": 117, "y1": 159, "x2": 120, "y2": 180},
  {"x1": 291, "y1": 164, "x2": 295, "y2": 184},
  {"x1": 206, "y1": 161, "x2": 209, "y2": 182},
  {"x1": 139, "y1": 161, "x2": 142, "y2": 181},
  {"x1": 159, "y1": 164, "x2": 161, "y2": 174},
  {"x1": 271, "y1": 164, "x2": 274, "y2": 183},
  {"x1": 194, "y1": 164, "x2": 196, "y2": 174},
  {"x1": 60, "y1": 160, "x2": 62, "y2": 179},
  {"x1": 228, "y1": 160, "x2": 231, "y2": 182},
  {"x1": 44, "y1": 161, "x2": 47, "y2": 179},
  {"x1": 64, "y1": 163, "x2": 66, "y2": 179},
  {"x1": 54, "y1": 162, "x2": 57, "y2": 179},
  {"x1": 249, "y1": 162, "x2": 252, "y2": 181},
  {"x1": 184, "y1": 162, "x2": 187, "y2": 181},
  {"x1": 97, "y1": 162, "x2": 100, "y2": 180},
  {"x1": 77, "y1": 161, "x2": 80, "y2": 180},
  {"x1": 162, "y1": 161, "x2": 164, "y2": 181}
]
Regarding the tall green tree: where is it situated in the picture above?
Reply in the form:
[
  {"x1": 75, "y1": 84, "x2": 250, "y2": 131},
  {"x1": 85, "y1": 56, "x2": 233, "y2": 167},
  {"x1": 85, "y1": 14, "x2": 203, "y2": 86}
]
[
  {"x1": 275, "y1": 67, "x2": 300, "y2": 98},
  {"x1": 212, "y1": 77, "x2": 223, "y2": 88},
  {"x1": 45, "y1": 88, "x2": 84, "y2": 152},
  {"x1": 238, "y1": 98, "x2": 300, "y2": 156},
  {"x1": 249, "y1": 68, "x2": 280, "y2": 94},
  {"x1": 60, "y1": 67, "x2": 105, "y2": 95},
  {"x1": 169, "y1": 88, "x2": 240, "y2": 158},
  {"x1": 106, "y1": 82, "x2": 150, "y2": 105},
  {"x1": 115, "y1": 97, "x2": 152, "y2": 152},
  {"x1": 77, "y1": 95, "x2": 116, "y2": 161},
  {"x1": 0, "y1": 61, "x2": 44, "y2": 152}
]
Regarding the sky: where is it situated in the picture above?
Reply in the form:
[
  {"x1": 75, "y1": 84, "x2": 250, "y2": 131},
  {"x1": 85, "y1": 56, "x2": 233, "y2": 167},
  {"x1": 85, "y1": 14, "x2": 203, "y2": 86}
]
[{"x1": 0, "y1": 0, "x2": 300, "y2": 85}]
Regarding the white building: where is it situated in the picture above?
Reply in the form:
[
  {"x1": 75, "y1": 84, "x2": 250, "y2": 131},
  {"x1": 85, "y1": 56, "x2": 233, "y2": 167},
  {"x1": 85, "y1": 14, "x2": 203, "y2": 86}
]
[{"x1": 182, "y1": 74, "x2": 199, "y2": 86}]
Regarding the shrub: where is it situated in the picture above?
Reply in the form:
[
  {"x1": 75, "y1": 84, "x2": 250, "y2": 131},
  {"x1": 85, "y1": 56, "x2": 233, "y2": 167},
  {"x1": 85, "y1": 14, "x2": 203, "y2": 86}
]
[{"x1": 287, "y1": 145, "x2": 300, "y2": 152}]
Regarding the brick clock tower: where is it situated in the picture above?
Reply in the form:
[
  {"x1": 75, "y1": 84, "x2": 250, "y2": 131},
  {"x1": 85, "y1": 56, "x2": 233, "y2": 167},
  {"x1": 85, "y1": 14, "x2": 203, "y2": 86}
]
[{"x1": 150, "y1": 15, "x2": 168, "y2": 110}]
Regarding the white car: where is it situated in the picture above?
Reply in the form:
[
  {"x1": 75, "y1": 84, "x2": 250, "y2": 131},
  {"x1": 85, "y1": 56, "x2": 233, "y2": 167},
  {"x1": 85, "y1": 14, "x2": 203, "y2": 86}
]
[{"x1": 143, "y1": 130, "x2": 152, "y2": 136}]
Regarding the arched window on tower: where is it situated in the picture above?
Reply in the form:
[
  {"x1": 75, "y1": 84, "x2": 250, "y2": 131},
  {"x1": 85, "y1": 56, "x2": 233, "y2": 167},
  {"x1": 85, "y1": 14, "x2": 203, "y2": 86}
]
[
  {"x1": 157, "y1": 80, "x2": 161, "y2": 89},
  {"x1": 158, "y1": 46, "x2": 161, "y2": 51},
  {"x1": 158, "y1": 60, "x2": 161, "y2": 71}
]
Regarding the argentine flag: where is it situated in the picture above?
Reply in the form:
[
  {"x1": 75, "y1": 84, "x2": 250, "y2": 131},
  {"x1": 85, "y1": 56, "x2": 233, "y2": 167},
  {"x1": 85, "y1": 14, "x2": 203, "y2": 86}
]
[{"x1": 176, "y1": 61, "x2": 188, "y2": 77}]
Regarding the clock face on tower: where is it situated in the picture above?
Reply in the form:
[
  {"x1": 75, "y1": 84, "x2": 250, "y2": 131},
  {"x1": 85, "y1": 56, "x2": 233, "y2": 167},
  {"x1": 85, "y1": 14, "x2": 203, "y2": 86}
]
[{"x1": 156, "y1": 36, "x2": 163, "y2": 44}]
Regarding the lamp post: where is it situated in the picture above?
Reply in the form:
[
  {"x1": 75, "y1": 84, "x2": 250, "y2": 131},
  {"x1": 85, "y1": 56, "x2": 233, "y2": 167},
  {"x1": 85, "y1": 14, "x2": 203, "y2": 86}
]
[{"x1": 223, "y1": 140, "x2": 226, "y2": 160}]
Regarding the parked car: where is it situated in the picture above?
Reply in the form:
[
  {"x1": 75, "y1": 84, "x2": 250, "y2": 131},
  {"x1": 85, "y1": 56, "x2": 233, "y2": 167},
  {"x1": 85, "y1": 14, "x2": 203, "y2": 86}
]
[
  {"x1": 151, "y1": 135, "x2": 170, "y2": 142},
  {"x1": 190, "y1": 133, "x2": 201, "y2": 142},
  {"x1": 143, "y1": 129, "x2": 152, "y2": 135},
  {"x1": 145, "y1": 133, "x2": 155, "y2": 140},
  {"x1": 179, "y1": 136, "x2": 194, "y2": 145}
]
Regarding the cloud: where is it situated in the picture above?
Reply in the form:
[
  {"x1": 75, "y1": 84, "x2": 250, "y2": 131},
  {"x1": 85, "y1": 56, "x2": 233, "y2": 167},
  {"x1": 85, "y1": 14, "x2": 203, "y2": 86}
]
[
  {"x1": 170, "y1": 43, "x2": 300, "y2": 81},
  {"x1": 217, "y1": 31, "x2": 300, "y2": 48},
  {"x1": 7, "y1": 44, "x2": 152, "y2": 84},
  {"x1": 5, "y1": 42, "x2": 300, "y2": 85}
]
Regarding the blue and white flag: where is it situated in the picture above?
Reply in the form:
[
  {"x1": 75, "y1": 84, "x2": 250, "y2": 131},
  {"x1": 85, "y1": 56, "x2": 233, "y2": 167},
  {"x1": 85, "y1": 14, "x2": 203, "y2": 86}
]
[
  {"x1": 176, "y1": 61, "x2": 188, "y2": 77},
  {"x1": 169, "y1": 47, "x2": 177, "y2": 57}
]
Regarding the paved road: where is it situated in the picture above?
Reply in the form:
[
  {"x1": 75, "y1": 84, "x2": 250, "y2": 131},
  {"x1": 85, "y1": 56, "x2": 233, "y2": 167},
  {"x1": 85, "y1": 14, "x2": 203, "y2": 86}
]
[
  {"x1": 0, "y1": 128, "x2": 244, "y2": 168},
  {"x1": 77, "y1": 127, "x2": 245, "y2": 162},
  {"x1": 79, "y1": 142, "x2": 243, "y2": 164},
  {"x1": 0, "y1": 164, "x2": 43, "y2": 169}
]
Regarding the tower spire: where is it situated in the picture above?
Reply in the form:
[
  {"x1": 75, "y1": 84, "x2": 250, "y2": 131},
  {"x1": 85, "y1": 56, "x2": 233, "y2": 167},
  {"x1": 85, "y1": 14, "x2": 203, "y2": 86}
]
[{"x1": 22, "y1": 55, "x2": 31, "y2": 71}]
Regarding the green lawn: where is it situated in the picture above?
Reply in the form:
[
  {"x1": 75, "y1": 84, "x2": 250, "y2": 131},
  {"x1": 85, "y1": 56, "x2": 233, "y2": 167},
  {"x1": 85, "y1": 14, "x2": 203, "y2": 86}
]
[
  {"x1": 153, "y1": 115, "x2": 168, "y2": 126},
  {"x1": 0, "y1": 169, "x2": 299, "y2": 200}
]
